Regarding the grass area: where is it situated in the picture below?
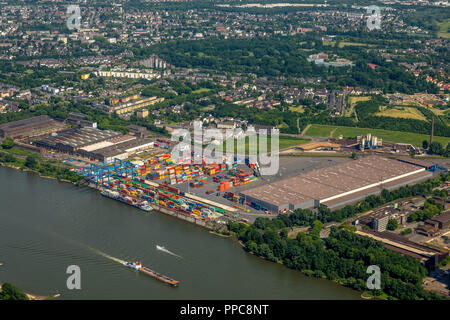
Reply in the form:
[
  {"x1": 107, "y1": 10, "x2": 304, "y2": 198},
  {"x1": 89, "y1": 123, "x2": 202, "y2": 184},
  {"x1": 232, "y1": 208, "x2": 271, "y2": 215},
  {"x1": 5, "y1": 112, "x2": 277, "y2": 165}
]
[
  {"x1": 288, "y1": 105, "x2": 305, "y2": 113},
  {"x1": 201, "y1": 105, "x2": 215, "y2": 111},
  {"x1": 305, "y1": 124, "x2": 450, "y2": 147},
  {"x1": 346, "y1": 96, "x2": 371, "y2": 117},
  {"x1": 1, "y1": 146, "x2": 35, "y2": 157},
  {"x1": 429, "y1": 107, "x2": 446, "y2": 116},
  {"x1": 437, "y1": 19, "x2": 450, "y2": 39},
  {"x1": 338, "y1": 42, "x2": 370, "y2": 48},
  {"x1": 322, "y1": 41, "x2": 372, "y2": 48},
  {"x1": 192, "y1": 88, "x2": 211, "y2": 94},
  {"x1": 304, "y1": 124, "x2": 335, "y2": 137},
  {"x1": 375, "y1": 106, "x2": 427, "y2": 121},
  {"x1": 222, "y1": 135, "x2": 310, "y2": 154}
]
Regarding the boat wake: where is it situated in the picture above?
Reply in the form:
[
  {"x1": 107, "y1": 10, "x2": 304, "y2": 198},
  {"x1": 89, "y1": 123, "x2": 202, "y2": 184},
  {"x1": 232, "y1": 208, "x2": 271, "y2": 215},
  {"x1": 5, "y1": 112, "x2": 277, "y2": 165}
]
[
  {"x1": 86, "y1": 246, "x2": 127, "y2": 265},
  {"x1": 156, "y1": 245, "x2": 183, "y2": 259}
]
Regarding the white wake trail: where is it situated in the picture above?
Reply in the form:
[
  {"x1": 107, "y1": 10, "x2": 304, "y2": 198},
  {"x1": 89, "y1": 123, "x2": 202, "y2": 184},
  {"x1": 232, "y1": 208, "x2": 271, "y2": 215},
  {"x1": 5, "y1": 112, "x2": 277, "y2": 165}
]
[
  {"x1": 156, "y1": 245, "x2": 183, "y2": 259},
  {"x1": 86, "y1": 246, "x2": 127, "y2": 265}
]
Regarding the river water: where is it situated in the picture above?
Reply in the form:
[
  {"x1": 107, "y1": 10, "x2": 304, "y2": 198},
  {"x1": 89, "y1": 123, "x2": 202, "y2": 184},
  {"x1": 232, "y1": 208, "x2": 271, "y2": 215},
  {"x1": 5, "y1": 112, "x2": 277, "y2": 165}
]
[{"x1": 0, "y1": 166, "x2": 360, "y2": 299}]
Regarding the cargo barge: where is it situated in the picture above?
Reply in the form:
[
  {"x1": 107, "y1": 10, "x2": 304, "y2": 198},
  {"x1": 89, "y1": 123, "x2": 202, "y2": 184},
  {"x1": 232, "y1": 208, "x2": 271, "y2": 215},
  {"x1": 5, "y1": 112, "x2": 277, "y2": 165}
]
[
  {"x1": 101, "y1": 189, "x2": 153, "y2": 212},
  {"x1": 125, "y1": 261, "x2": 179, "y2": 286}
]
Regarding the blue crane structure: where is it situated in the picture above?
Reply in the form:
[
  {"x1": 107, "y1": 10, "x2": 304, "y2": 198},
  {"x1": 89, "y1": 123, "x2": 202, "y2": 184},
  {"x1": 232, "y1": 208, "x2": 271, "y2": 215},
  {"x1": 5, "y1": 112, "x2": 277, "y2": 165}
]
[{"x1": 79, "y1": 158, "x2": 137, "y2": 186}]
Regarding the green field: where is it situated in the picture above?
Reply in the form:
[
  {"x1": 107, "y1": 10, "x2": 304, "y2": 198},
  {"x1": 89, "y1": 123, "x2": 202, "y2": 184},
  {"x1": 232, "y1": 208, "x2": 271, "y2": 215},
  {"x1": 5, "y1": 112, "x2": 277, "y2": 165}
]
[
  {"x1": 304, "y1": 124, "x2": 335, "y2": 137},
  {"x1": 222, "y1": 136, "x2": 310, "y2": 154},
  {"x1": 375, "y1": 106, "x2": 427, "y2": 121},
  {"x1": 338, "y1": 42, "x2": 371, "y2": 48},
  {"x1": 305, "y1": 124, "x2": 450, "y2": 147},
  {"x1": 437, "y1": 19, "x2": 450, "y2": 39},
  {"x1": 192, "y1": 88, "x2": 211, "y2": 94},
  {"x1": 346, "y1": 96, "x2": 371, "y2": 117}
]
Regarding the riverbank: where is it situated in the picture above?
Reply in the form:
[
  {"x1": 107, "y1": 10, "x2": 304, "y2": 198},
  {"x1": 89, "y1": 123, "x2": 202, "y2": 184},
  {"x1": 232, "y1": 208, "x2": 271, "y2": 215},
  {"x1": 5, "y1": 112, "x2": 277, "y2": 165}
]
[
  {"x1": 236, "y1": 235, "x2": 387, "y2": 300},
  {"x1": 0, "y1": 282, "x2": 60, "y2": 300},
  {"x1": 0, "y1": 162, "x2": 80, "y2": 186},
  {"x1": 209, "y1": 230, "x2": 232, "y2": 238}
]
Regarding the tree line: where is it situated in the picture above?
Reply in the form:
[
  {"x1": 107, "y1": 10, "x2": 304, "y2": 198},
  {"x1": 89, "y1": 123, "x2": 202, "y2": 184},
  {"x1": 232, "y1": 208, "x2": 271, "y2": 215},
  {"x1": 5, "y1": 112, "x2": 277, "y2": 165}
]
[{"x1": 227, "y1": 222, "x2": 443, "y2": 300}]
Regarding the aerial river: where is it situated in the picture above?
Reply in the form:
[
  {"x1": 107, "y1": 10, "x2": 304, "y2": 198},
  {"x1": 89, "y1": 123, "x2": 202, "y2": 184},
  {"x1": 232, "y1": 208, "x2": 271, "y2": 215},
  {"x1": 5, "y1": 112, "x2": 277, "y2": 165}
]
[{"x1": 0, "y1": 166, "x2": 360, "y2": 299}]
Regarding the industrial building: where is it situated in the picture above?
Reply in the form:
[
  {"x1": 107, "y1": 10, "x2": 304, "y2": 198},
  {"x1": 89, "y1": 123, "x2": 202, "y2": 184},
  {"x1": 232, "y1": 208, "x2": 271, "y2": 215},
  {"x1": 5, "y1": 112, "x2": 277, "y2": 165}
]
[
  {"x1": 79, "y1": 138, "x2": 154, "y2": 163},
  {"x1": 416, "y1": 210, "x2": 450, "y2": 237},
  {"x1": 0, "y1": 115, "x2": 63, "y2": 139},
  {"x1": 240, "y1": 156, "x2": 434, "y2": 214},
  {"x1": 356, "y1": 230, "x2": 448, "y2": 268},
  {"x1": 65, "y1": 112, "x2": 97, "y2": 128},
  {"x1": 356, "y1": 197, "x2": 425, "y2": 232},
  {"x1": 33, "y1": 126, "x2": 155, "y2": 162},
  {"x1": 34, "y1": 127, "x2": 123, "y2": 153},
  {"x1": 397, "y1": 156, "x2": 439, "y2": 171},
  {"x1": 297, "y1": 141, "x2": 341, "y2": 152}
]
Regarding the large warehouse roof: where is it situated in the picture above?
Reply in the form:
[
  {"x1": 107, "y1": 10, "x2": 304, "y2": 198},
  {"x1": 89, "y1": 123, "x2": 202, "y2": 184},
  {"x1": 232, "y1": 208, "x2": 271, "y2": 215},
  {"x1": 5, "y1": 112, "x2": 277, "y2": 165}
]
[
  {"x1": 35, "y1": 127, "x2": 122, "y2": 150},
  {"x1": 240, "y1": 156, "x2": 428, "y2": 210},
  {"x1": 245, "y1": 183, "x2": 313, "y2": 207}
]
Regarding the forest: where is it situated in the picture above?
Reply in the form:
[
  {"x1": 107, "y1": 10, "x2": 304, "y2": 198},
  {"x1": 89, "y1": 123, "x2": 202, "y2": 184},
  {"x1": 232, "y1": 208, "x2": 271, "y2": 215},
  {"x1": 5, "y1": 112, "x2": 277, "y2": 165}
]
[{"x1": 228, "y1": 222, "x2": 443, "y2": 300}]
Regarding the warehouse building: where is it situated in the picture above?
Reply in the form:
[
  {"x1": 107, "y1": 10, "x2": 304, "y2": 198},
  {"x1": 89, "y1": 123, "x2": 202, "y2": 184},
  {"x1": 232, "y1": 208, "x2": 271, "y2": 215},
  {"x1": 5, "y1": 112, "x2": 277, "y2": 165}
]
[
  {"x1": 416, "y1": 210, "x2": 450, "y2": 237},
  {"x1": 65, "y1": 112, "x2": 97, "y2": 128},
  {"x1": 356, "y1": 230, "x2": 448, "y2": 268},
  {"x1": 34, "y1": 127, "x2": 123, "y2": 153},
  {"x1": 240, "y1": 156, "x2": 433, "y2": 214},
  {"x1": 0, "y1": 115, "x2": 63, "y2": 139},
  {"x1": 79, "y1": 138, "x2": 155, "y2": 163},
  {"x1": 396, "y1": 156, "x2": 439, "y2": 171},
  {"x1": 297, "y1": 141, "x2": 341, "y2": 152}
]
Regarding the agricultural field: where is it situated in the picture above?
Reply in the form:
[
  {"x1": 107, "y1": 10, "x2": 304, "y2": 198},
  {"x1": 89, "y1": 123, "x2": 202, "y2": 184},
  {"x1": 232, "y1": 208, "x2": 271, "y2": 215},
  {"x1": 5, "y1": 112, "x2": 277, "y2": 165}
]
[
  {"x1": 430, "y1": 107, "x2": 446, "y2": 116},
  {"x1": 305, "y1": 124, "x2": 450, "y2": 147},
  {"x1": 437, "y1": 19, "x2": 450, "y2": 39},
  {"x1": 346, "y1": 96, "x2": 371, "y2": 117},
  {"x1": 375, "y1": 106, "x2": 427, "y2": 121},
  {"x1": 222, "y1": 136, "x2": 310, "y2": 154}
]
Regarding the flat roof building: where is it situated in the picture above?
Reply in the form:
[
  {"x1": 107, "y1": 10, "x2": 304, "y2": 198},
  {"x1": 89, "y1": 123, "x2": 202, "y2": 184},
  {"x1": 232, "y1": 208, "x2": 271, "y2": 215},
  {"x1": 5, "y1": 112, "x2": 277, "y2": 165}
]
[
  {"x1": 396, "y1": 156, "x2": 439, "y2": 171},
  {"x1": 0, "y1": 115, "x2": 63, "y2": 139},
  {"x1": 34, "y1": 127, "x2": 122, "y2": 153},
  {"x1": 240, "y1": 156, "x2": 433, "y2": 214},
  {"x1": 357, "y1": 230, "x2": 448, "y2": 268},
  {"x1": 82, "y1": 138, "x2": 155, "y2": 163}
]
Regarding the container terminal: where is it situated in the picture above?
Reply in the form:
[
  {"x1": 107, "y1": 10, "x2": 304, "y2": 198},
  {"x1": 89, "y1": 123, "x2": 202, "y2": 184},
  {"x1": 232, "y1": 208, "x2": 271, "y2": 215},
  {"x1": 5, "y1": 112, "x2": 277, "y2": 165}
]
[
  {"x1": 72, "y1": 147, "x2": 443, "y2": 229},
  {"x1": 75, "y1": 153, "x2": 261, "y2": 227}
]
